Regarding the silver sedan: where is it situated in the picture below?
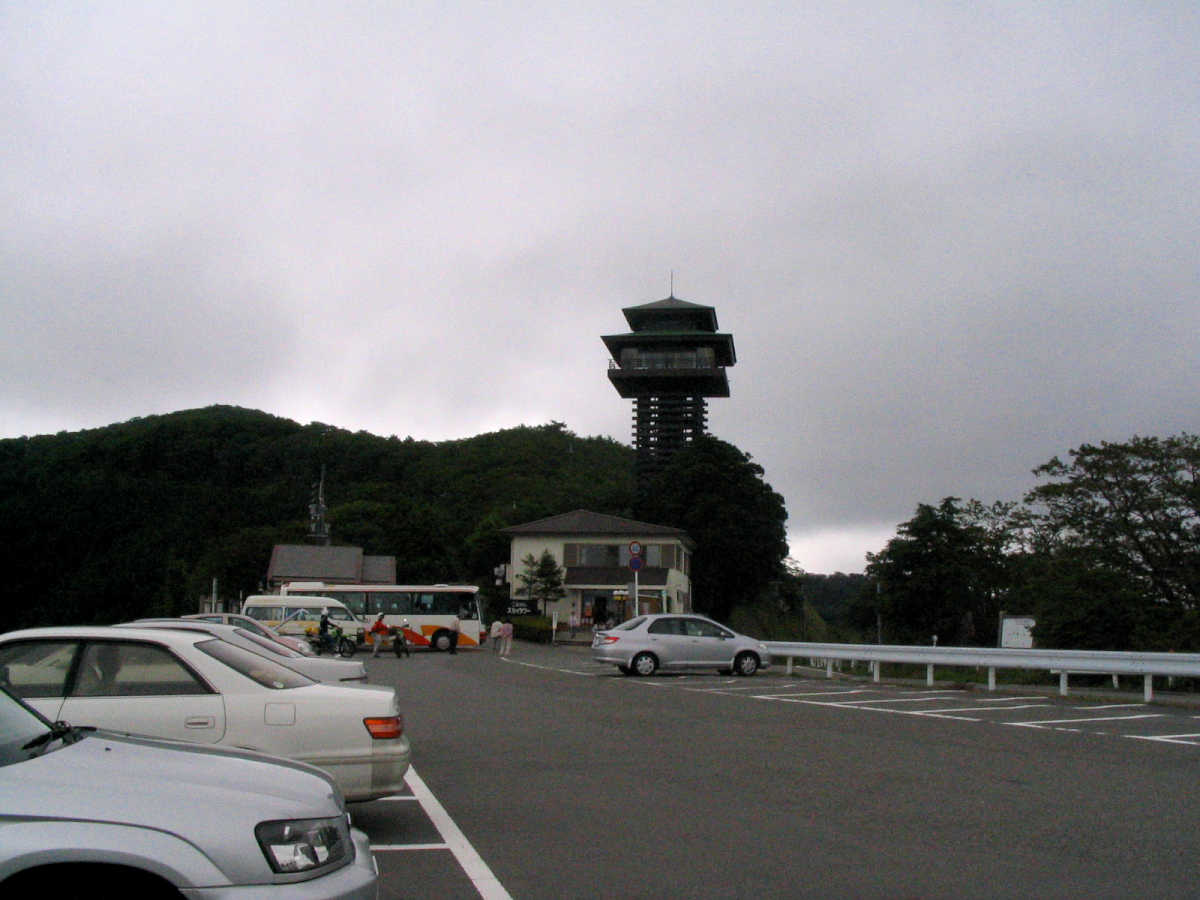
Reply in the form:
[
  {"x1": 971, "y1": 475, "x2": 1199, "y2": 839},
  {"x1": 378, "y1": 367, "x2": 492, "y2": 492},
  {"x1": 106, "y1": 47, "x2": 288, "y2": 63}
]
[
  {"x1": 0, "y1": 684, "x2": 378, "y2": 897},
  {"x1": 592, "y1": 613, "x2": 771, "y2": 677},
  {"x1": 123, "y1": 620, "x2": 368, "y2": 683}
]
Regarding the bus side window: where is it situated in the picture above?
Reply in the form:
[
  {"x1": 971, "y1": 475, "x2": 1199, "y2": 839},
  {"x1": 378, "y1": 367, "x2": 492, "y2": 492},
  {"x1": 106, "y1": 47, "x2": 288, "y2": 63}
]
[
  {"x1": 413, "y1": 593, "x2": 434, "y2": 613},
  {"x1": 430, "y1": 592, "x2": 469, "y2": 615},
  {"x1": 342, "y1": 592, "x2": 367, "y2": 618},
  {"x1": 380, "y1": 592, "x2": 412, "y2": 616}
]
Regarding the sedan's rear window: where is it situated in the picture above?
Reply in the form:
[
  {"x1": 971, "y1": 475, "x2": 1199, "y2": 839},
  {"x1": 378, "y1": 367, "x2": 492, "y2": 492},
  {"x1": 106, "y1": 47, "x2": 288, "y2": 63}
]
[
  {"x1": 648, "y1": 618, "x2": 684, "y2": 635},
  {"x1": 233, "y1": 628, "x2": 303, "y2": 660},
  {"x1": 196, "y1": 639, "x2": 313, "y2": 690},
  {"x1": 615, "y1": 617, "x2": 647, "y2": 631}
]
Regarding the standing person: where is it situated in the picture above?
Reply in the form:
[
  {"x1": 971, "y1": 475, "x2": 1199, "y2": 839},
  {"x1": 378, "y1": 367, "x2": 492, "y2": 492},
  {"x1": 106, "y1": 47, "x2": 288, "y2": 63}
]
[
  {"x1": 489, "y1": 618, "x2": 502, "y2": 654},
  {"x1": 369, "y1": 612, "x2": 389, "y2": 658},
  {"x1": 500, "y1": 618, "x2": 514, "y2": 657},
  {"x1": 569, "y1": 610, "x2": 579, "y2": 638},
  {"x1": 448, "y1": 612, "x2": 461, "y2": 655}
]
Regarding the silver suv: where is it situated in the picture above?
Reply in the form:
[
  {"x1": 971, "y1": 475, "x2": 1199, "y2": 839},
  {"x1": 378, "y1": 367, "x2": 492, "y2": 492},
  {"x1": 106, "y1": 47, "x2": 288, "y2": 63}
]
[
  {"x1": 592, "y1": 613, "x2": 771, "y2": 677},
  {"x1": 0, "y1": 685, "x2": 378, "y2": 898}
]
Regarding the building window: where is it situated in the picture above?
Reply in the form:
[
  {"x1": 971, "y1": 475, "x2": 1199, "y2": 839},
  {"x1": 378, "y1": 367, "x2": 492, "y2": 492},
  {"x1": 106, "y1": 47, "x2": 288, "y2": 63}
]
[{"x1": 563, "y1": 541, "x2": 685, "y2": 571}]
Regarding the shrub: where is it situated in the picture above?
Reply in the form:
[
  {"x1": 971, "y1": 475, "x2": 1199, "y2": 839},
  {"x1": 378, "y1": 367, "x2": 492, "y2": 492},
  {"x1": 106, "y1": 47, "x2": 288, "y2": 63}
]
[{"x1": 511, "y1": 615, "x2": 553, "y2": 643}]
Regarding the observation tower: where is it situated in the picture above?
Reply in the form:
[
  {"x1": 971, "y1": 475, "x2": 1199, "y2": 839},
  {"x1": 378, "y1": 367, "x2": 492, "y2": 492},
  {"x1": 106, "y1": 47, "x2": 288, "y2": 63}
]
[{"x1": 602, "y1": 295, "x2": 736, "y2": 488}]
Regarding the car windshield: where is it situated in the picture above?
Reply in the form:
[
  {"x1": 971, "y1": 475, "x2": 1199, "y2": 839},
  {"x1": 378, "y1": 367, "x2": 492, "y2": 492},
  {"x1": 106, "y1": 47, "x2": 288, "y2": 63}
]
[
  {"x1": 195, "y1": 639, "x2": 314, "y2": 690},
  {"x1": 0, "y1": 685, "x2": 61, "y2": 766}
]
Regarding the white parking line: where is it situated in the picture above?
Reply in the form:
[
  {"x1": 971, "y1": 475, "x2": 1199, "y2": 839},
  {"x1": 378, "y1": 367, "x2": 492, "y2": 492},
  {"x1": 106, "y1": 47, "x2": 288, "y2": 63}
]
[
  {"x1": 373, "y1": 843, "x2": 449, "y2": 851},
  {"x1": 502, "y1": 658, "x2": 596, "y2": 676},
  {"x1": 402, "y1": 766, "x2": 512, "y2": 900},
  {"x1": 837, "y1": 696, "x2": 965, "y2": 705},
  {"x1": 1005, "y1": 714, "x2": 1164, "y2": 730},
  {"x1": 920, "y1": 704, "x2": 1052, "y2": 715},
  {"x1": 1126, "y1": 733, "x2": 1200, "y2": 746},
  {"x1": 762, "y1": 689, "x2": 871, "y2": 698},
  {"x1": 976, "y1": 696, "x2": 1046, "y2": 702}
]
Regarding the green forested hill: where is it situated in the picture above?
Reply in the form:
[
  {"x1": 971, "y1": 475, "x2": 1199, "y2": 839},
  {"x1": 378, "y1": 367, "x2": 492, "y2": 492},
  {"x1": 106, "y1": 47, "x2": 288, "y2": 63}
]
[{"x1": 0, "y1": 406, "x2": 636, "y2": 627}]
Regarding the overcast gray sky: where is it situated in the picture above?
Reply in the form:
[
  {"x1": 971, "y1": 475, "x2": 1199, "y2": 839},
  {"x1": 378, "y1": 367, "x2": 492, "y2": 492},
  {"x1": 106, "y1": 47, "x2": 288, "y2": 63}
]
[{"x1": 3, "y1": 3, "x2": 1197, "y2": 572}]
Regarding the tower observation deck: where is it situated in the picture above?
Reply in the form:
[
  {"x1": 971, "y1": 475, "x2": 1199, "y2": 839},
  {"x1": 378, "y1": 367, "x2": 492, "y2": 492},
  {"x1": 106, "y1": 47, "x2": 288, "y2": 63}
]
[{"x1": 602, "y1": 295, "x2": 736, "y2": 487}]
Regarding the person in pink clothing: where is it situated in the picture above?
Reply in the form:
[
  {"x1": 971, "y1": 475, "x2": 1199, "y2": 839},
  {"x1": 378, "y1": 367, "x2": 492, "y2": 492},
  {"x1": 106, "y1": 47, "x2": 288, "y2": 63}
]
[
  {"x1": 500, "y1": 619, "x2": 514, "y2": 656},
  {"x1": 489, "y1": 618, "x2": 503, "y2": 654}
]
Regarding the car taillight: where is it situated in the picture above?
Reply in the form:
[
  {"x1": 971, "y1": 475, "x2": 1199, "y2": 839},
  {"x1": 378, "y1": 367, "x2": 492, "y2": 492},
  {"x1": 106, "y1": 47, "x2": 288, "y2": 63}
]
[
  {"x1": 599, "y1": 635, "x2": 619, "y2": 645},
  {"x1": 364, "y1": 715, "x2": 403, "y2": 739}
]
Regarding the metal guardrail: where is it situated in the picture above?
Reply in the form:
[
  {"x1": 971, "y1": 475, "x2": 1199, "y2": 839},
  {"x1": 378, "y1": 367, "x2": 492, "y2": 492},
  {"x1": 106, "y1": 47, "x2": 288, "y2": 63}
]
[{"x1": 763, "y1": 641, "x2": 1200, "y2": 702}]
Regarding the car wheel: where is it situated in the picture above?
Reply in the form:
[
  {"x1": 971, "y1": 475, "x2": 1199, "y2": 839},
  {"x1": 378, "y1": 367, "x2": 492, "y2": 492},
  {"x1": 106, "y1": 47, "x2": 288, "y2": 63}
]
[
  {"x1": 733, "y1": 652, "x2": 759, "y2": 676},
  {"x1": 432, "y1": 631, "x2": 452, "y2": 652},
  {"x1": 631, "y1": 652, "x2": 658, "y2": 676}
]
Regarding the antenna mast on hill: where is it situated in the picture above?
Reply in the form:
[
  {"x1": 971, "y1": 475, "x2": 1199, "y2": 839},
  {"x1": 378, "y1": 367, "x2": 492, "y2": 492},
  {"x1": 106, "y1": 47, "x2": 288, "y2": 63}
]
[{"x1": 307, "y1": 464, "x2": 331, "y2": 545}]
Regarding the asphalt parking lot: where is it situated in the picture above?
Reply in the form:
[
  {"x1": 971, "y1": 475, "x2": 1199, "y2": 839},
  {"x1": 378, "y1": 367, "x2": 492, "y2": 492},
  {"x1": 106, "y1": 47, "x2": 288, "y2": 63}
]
[{"x1": 358, "y1": 642, "x2": 1200, "y2": 899}]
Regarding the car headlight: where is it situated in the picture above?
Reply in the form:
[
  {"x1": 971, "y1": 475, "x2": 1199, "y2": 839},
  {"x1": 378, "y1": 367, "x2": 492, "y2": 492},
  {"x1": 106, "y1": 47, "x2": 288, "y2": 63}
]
[{"x1": 255, "y1": 816, "x2": 352, "y2": 874}]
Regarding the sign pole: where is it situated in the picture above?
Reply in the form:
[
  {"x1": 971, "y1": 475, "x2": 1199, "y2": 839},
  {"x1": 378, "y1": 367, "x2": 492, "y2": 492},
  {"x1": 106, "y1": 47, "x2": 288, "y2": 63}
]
[{"x1": 628, "y1": 541, "x2": 644, "y2": 619}]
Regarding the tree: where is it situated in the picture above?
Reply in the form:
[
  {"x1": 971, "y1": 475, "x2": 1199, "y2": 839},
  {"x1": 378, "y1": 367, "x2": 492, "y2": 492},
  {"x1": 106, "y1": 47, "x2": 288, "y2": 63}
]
[
  {"x1": 866, "y1": 498, "x2": 1008, "y2": 646},
  {"x1": 1005, "y1": 547, "x2": 1160, "y2": 650},
  {"x1": 514, "y1": 550, "x2": 565, "y2": 616},
  {"x1": 636, "y1": 437, "x2": 789, "y2": 622},
  {"x1": 1025, "y1": 434, "x2": 1200, "y2": 613}
]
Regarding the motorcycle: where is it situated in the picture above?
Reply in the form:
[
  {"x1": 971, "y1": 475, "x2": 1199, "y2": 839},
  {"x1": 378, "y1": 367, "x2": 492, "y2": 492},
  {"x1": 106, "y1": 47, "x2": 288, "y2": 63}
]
[{"x1": 309, "y1": 623, "x2": 356, "y2": 658}]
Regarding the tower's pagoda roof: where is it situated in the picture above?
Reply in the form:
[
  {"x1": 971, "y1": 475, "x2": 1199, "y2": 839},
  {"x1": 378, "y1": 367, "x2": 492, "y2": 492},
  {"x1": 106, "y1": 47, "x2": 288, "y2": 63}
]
[
  {"x1": 621, "y1": 295, "x2": 720, "y2": 333},
  {"x1": 601, "y1": 295, "x2": 736, "y2": 367}
]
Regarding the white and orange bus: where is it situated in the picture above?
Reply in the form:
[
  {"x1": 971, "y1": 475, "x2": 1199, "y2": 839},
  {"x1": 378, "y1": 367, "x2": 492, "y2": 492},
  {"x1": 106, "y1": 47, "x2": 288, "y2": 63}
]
[{"x1": 279, "y1": 583, "x2": 484, "y2": 651}]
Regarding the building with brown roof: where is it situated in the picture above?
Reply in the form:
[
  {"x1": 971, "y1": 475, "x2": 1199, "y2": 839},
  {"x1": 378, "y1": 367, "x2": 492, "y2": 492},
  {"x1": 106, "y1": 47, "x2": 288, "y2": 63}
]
[
  {"x1": 266, "y1": 544, "x2": 397, "y2": 590},
  {"x1": 500, "y1": 509, "x2": 693, "y2": 624}
]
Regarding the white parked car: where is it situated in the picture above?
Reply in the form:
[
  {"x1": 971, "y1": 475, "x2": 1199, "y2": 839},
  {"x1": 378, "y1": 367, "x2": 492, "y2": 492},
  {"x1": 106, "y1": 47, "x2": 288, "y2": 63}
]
[
  {"x1": 124, "y1": 619, "x2": 368, "y2": 684},
  {"x1": 0, "y1": 626, "x2": 410, "y2": 802},
  {"x1": 0, "y1": 684, "x2": 378, "y2": 897},
  {"x1": 184, "y1": 611, "x2": 315, "y2": 655}
]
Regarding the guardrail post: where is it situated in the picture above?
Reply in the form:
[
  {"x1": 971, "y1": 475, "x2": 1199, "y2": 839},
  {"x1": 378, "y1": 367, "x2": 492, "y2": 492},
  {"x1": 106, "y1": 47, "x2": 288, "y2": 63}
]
[
  {"x1": 926, "y1": 664, "x2": 934, "y2": 686},
  {"x1": 1059, "y1": 672, "x2": 1069, "y2": 696},
  {"x1": 988, "y1": 667, "x2": 996, "y2": 691},
  {"x1": 826, "y1": 659, "x2": 834, "y2": 679},
  {"x1": 1144, "y1": 674, "x2": 1153, "y2": 702},
  {"x1": 873, "y1": 660, "x2": 881, "y2": 683},
  {"x1": 786, "y1": 656, "x2": 794, "y2": 676}
]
